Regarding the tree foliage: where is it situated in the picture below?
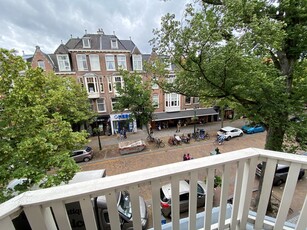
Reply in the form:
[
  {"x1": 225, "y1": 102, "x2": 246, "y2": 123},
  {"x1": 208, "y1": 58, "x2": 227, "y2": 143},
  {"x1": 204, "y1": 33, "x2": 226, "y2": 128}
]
[
  {"x1": 151, "y1": 0, "x2": 307, "y2": 152},
  {"x1": 0, "y1": 49, "x2": 93, "y2": 202},
  {"x1": 113, "y1": 70, "x2": 155, "y2": 134}
]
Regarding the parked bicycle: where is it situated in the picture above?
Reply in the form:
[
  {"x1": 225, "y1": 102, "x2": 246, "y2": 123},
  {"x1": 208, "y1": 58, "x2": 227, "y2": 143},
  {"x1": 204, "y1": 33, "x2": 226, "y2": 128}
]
[
  {"x1": 146, "y1": 134, "x2": 155, "y2": 142},
  {"x1": 192, "y1": 129, "x2": 210, "y2": 141},
  {"x1": 155, "y1": 138, "x2": 165, "y2": 148}
]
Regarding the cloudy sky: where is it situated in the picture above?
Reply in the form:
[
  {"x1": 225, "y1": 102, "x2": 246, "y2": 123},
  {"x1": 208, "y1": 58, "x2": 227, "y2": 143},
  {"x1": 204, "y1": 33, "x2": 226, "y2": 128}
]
[{"x1": 0, "y1": 0, "x2": 190, "y2": 56}]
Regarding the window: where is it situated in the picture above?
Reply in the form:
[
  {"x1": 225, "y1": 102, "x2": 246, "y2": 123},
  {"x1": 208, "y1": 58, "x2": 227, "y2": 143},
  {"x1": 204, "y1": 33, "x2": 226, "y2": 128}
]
[
  {"x1": 57, "y1": 54, "x2": 71, "y2": 71},
  {"x1": 165, "y1": 93, "x2": 179, "y2": 107},
  {"x1": 132, "y1": 55, "x2": 142, "y2": 71},
  {"x1": 117, "y1": 55, "x2": 127, "y2": 70},
  {"x1": 85, "y1": 76, "x2": 98, "y2": 93},
  {"x1": 97, "y1": 98, "x2": 106, "y2": 112},
  {"x1": 151, "y1": 76, "x2": 159, "y2": 89},
  {"x1": 167, "y1": 74, "x2": 176, "y2": 84},
  {"x1": 76, "y1": 54, "x2": 88, "y2": 71},
  {"x1": 78, "y1": 77, "x2": 84, "y2": 88},
  {"x1": 193, "y1": 97, "x2": 199, "y2": 103},
  {"x1": 89, "y1": 99, "x2": 94, "y2": 111},
  {"x1": 111, "y1": 98, "x2": 118, "y2": 111},
  {"x1": 113, "y1": 76, "x2": 123, "y2": 93},
  {"x1": 82, "y1": 37, "x2": 91, "y2": 48},
  {"x1": 89, "y1": 55, "x2": 100, "y2": 71},
  {"x1": 99, "y1": 77, "x2": 104, "y2": 92},
  {"x1": 185, "y1": 97, "x2": 191, "y2": 104},
  {"x1": 107, "y1": 76, "x2": 113, "y2": 92},
  {"x1": 37, "y1": 60, "x2": 45, "y2": 70},
  {"x1": 111, "y1": 39, "x2": 118, "y2": 49},
  {"x1": 152, "y1": 94, "x2": 159, "y2": 108},
  {"x1": 105, "y1": 55, "x2": 115, "y2": 71}
]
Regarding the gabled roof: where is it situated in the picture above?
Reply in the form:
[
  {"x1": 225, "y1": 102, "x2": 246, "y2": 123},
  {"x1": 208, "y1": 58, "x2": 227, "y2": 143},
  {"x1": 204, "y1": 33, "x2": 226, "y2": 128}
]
[{"x1": 54, "y1": 44, "x2": 69, "y2": 54}]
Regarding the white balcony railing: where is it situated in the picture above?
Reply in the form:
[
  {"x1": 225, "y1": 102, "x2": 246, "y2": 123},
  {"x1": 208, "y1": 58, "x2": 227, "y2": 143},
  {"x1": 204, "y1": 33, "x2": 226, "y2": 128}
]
[{"x1": 0, "y1": 148, "x2": 306, "y2": 230}]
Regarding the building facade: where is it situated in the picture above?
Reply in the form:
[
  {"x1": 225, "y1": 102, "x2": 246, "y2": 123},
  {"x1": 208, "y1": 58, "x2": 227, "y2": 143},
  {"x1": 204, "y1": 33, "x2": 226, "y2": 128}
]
[{"x1": 26, "y1": 29, "x2": 227, "y2": 136}]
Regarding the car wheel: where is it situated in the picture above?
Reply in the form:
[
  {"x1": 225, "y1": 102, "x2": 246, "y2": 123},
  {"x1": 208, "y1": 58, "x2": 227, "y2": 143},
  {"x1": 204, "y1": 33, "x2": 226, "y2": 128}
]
[
  {"x1": 239, "y1": 132, "x2": 243, "y2": 137},
  {"x1": 275, "y1": 179, "x2": 284, "y2": 186},
  {"x1": 226, "y1": 136, "x2": 231, "y2": 141},
  {"x1": 83, "y1": 157, "x2": 90, "y2": 162}
]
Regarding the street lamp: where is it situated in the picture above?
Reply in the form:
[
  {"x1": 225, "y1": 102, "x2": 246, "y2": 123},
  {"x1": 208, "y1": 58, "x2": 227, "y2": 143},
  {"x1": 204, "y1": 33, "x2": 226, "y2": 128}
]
[{"x1": 193, "y1": 107, "x2": 197, "y2": 135}]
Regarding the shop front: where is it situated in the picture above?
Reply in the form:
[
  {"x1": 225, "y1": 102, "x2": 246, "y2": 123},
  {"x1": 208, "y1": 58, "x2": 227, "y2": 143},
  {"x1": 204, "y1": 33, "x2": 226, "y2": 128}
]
[{"x1": 110, "y1": 113, "x2": 137, "y2": 135}]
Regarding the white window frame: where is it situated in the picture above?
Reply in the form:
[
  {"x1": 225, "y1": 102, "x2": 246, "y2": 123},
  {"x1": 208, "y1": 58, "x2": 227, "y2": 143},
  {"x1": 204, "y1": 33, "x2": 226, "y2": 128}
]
[
  {"x1": 152, "y1": 94, "x2": 159, "y2": 108},
  {"x1": 85, "y1": 76, "x2": 98, "y2": 93},
  {"x1": 76, "y1": 54, "x2": 88, "y2": 71},
  {"x1": 165, "y1": 93, "x2": 180, "y2": 107},
  {"x1": 83, "y1": 37, "x2": 91, "y2": 48},
  {"x1": 111, "y1": 98, "x2": 117, "y2": 111},
  {"x1": 97, "y1": 98, "x2": 106, "y2": 112},
  {"x1": 111, "y1": 39, "x2": 118, "y2": 49},
  {"x1": 37, "y1": 60, "x2": 45, "y2": 70},
  {"x1": 117, "y1": 55, "x2": 127, "y2": 70},
  {"x1": 57, "y1": 54, "x2": 71, "y2": 71},
  {"x1": 193, "y1": 97, "x2": 200, "y2": 104},
  {"x1": 89, "y1": 54, "x2": 100, "y2": 71},
  {"x1": 167, "y1": 74, "x2": 176, "y2": 83},
  {"x1": 99, "y1": 77, "x2": 104, "y2": 93},
  {"x1": 113, "y1": 76, "x2": 124, "y2": 95},
  {"x1": 107, "y1": 76, "x2": 113, "y2": 92},
  {"x1": 151, "y1": 76, "x2": 159, "y2": 89},
  {"x1": 105, "y1": 55, "x2": 115, "y2": 71},
  {"x1": 132, "y1": 54, "x2": 142, "y2": 71}
]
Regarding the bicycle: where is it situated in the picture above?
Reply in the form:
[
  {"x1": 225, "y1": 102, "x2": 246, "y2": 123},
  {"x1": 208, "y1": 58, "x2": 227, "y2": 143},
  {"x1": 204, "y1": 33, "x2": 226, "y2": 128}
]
[
  {"x1": 155, "y1": 138, "x2": 165, "y2": 148},
  {"x1": 146, "y1": 134, "x2": 155, "y2": 142},
  {"x1": 214, "y1": 135, "x2": 225, "y2": 145}
]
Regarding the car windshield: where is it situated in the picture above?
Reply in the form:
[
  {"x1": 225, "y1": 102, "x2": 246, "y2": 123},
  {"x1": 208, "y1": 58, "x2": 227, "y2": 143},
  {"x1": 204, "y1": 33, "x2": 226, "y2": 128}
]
[
  {"x1": 118, "y1": 191, "x2": 132, "y2": 219},
  {"x1": 219, "y1": 129, "x2": 227, "y2": 133}
]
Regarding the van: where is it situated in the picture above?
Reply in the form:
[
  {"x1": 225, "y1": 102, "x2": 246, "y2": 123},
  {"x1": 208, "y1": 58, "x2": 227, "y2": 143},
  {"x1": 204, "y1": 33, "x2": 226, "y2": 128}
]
[{"x1": 11, "y1": 170, "x2": 148, "y2": 230}]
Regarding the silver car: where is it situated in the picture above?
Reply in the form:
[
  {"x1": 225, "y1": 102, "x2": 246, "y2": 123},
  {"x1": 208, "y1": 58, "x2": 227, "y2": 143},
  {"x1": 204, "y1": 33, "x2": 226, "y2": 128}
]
[
  {"x1": 71, "y1": 146, "x2": 93, "y2": 162},
  {"x1": 160, "y1": 180, "x2": 206, "y2": 217}
]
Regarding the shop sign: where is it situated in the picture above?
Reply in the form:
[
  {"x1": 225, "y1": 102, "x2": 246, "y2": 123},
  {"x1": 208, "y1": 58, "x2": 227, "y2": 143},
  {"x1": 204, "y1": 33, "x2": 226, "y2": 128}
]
[{"x1": 113, "y1": 113, "x2": 130, "y2": 120}]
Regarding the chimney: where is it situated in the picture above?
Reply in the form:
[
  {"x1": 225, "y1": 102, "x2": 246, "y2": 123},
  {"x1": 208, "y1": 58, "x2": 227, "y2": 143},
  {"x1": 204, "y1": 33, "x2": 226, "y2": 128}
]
[
  {"x1": 97, "y1": 28, "x2": 104, "y2": 35},
  {"x1": 113, "y1": 31, "x2": 115, "y2": 35},
  {"x1": 35, "y1": 46, "x2": 40, "y2": 50},
  {"x1": 85, "y1": 29, "x2": 87, "y2": 34}
]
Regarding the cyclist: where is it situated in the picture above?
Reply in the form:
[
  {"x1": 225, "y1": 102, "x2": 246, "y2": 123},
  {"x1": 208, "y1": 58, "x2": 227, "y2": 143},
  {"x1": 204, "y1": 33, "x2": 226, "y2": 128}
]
[{"x1": 217, "y1": 134, "x2": 225, "y2": 145}]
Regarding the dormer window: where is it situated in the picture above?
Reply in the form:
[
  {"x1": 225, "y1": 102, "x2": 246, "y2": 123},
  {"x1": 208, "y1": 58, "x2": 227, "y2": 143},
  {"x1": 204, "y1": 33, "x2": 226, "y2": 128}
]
[
  {"x1": 83, "y1": 37, "x2": 91, "y2": 48},
  {"x1": 111, "y1": 39, "x2": 118, "y2": 49}
]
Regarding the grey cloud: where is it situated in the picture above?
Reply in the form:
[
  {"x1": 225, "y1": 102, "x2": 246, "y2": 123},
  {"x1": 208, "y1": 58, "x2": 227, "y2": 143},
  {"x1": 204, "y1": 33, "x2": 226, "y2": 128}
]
[{"x1": 0, "y1": 0, "x2": 190, "y2": 55}]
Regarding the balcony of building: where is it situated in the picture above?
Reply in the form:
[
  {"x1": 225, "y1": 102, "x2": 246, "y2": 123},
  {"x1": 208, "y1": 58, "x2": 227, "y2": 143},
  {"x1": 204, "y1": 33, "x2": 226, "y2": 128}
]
[{"x1": 0, "y1": 148, "x2": 306, "y2": 230}]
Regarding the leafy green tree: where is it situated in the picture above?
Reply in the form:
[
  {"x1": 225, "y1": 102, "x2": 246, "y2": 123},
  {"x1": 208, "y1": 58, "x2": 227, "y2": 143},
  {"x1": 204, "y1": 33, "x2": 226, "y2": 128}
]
[
  {"x1": 0, "y1": 49, "x2": 93, "y2": 202},
  {"x1": 152, "y1": 0, "x2": 307, "y2": 212},
  {"x1": 113, "y1": 70, "x2": 155, "y2": 135},
  {"x1": 152, "y1": 0, "x2": 307, "y2": 151}
]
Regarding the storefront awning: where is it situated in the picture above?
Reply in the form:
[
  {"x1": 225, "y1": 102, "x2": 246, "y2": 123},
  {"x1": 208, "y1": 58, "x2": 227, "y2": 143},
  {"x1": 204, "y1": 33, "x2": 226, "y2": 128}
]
[{"x1": 152, "y1": 108, "x2": 219, "y2": 121}]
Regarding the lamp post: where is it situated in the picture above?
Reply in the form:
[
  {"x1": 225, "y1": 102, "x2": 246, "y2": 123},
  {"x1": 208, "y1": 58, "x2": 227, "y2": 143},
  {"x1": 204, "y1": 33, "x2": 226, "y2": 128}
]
[{"x1": 193, "y1": 107, "x2": 197, "y2": 135}]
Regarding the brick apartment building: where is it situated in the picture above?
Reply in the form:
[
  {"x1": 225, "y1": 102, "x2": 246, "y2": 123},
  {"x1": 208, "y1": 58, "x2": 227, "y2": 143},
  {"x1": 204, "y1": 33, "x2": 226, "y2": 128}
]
[{"x1": 25, "y1": 29, "x2": 223, "y2": 136}]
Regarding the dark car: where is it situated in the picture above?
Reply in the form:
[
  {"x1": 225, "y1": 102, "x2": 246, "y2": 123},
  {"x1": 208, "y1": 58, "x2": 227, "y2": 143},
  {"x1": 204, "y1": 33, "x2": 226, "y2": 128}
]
[
  {"x1": 71, "y1": 146, "x2": 94, "y2": 163},
  {"x1": 256, "y1": 163, "x2": 305, "y2": 186},
  {"x1": 160, "y1": 180, "x2": 206, "y2": 217}
]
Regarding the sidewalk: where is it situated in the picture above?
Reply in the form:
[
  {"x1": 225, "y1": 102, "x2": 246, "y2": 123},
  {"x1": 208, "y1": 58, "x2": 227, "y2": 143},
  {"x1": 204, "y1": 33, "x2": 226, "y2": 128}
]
[{"x1": 88, "y1": 119, "x2": 247, "y2": 148}]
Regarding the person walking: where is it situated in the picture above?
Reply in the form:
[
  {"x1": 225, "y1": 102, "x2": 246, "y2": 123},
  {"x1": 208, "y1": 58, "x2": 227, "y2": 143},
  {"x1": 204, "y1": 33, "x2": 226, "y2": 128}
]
[
  {"x1": 176, "y1": 121, "x2": 181, "y2": 133},
  {"x1": 183, "y1": 154, "x2": 187, "y2": 161},
  {"x1": 186, "y1": 153, "x2": 191, "y2": 160}
]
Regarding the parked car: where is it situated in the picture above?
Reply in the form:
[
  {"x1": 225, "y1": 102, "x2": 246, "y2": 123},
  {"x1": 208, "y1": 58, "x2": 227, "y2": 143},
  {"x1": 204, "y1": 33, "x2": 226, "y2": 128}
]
[
  {"x1": 71, "y1": 146, "x2": 94, "y2": 162},
  {"x1": 217, "y1": 126, "x2": 243, "y2": 141},
  {"x1": 160, "y1": 180, "x2": 206, "y2": 217},
  {"x1": 241, "y1": 124, "x2": 265, "y2": 134},
  {"x1": 256, "y1": 163, "x2": 305, "y2": 186}
]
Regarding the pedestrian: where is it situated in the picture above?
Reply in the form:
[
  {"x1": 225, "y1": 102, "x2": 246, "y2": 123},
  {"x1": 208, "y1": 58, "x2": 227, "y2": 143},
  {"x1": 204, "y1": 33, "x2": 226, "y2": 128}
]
[
  {"x1": 176, "y1": 121, "x2": 181, "y2": 133},
  {"x1": 183, "y1": 154, "x2": 187, "y2": 161},
  {"x1": 186, "y1": 153, "x2": 191, "y2": 160},
  {"x1": 123, "y1": 127, "x2": 127, "y2": 139}
]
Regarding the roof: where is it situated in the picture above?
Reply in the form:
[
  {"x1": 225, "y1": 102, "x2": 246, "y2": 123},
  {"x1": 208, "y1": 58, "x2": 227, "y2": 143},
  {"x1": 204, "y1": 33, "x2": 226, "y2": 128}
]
[
  {"x1": 153, "y1": 108, "x2": 218, "y2": 121},
  {"x1": 220, "y1": 126, "x2": 238, "y2": 131}
]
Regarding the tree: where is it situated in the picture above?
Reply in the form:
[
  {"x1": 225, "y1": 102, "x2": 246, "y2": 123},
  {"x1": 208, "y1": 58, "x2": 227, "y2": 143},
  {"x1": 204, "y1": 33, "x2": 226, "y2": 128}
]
[
  {"x1": 0, "y1": 49, "x2": 93, "y2": 202},
  {"x1": 151, "y1": 0, "x2": 307, "y2": 211},
  {"x1": 113, "y1": 70, "x2": 155, "y2": 135}
]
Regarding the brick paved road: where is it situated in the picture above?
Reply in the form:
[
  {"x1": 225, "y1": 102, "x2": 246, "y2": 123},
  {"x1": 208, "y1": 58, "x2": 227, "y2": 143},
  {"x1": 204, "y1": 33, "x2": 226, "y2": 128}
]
[{"x1": 80, "y1": 120, "x2": 306, "y2": 224}]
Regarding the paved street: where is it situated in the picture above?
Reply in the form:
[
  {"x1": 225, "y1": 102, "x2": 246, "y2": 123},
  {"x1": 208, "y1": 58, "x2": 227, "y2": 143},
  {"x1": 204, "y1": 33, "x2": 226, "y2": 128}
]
[{"x1": 80, "y1": 119, "x2": 306, "y2": 224}]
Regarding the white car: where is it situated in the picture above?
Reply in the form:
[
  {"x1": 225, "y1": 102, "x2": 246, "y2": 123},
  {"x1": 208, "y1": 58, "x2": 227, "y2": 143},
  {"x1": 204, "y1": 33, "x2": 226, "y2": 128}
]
[{"x1": 217, "y1": 126, "x2": 243, "y2": 141}]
